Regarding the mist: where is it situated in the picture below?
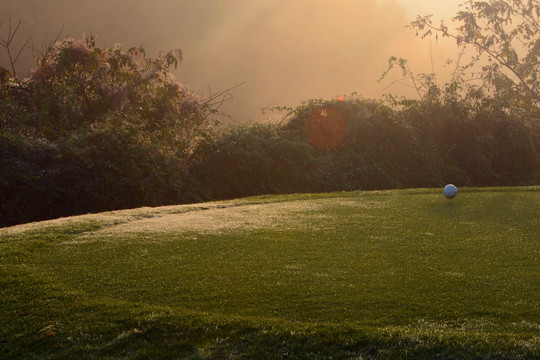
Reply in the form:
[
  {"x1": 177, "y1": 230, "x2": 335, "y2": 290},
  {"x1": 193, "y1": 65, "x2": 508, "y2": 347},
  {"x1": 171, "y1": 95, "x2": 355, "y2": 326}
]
[{"x1": 1, "y1": 0, "x2": 459, "y2": 122}]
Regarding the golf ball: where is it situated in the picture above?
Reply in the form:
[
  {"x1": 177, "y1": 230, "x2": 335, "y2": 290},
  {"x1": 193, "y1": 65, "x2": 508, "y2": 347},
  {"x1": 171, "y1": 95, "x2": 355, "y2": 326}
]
[{"x1": 443, "y1": 184, "x2": 458, "y2": 199}]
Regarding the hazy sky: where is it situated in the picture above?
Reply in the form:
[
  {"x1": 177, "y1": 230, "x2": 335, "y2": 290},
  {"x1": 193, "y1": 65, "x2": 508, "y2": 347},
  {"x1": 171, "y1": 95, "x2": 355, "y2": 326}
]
[{"x1": 1, "y1": 0, "x2": 465, "y2": 122}]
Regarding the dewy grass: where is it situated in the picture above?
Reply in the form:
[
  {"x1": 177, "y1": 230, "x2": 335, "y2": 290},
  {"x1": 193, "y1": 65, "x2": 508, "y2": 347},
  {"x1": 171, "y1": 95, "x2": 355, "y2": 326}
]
[{"x1": 1, "y1": 187, "x2": 539, "y2": 359}]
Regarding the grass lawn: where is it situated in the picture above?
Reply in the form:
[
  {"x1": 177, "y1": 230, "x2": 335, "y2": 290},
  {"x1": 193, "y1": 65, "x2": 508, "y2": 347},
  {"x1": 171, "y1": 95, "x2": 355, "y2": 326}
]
[{"x1": 1, "y1": 187, "x2": 539, "y2": 359}]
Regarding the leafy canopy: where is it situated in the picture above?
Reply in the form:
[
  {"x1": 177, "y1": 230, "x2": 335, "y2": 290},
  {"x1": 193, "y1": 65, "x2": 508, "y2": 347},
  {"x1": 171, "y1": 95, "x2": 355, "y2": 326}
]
[{"x1": 382, "y1": 0, "x2": 539, "y2": 118}]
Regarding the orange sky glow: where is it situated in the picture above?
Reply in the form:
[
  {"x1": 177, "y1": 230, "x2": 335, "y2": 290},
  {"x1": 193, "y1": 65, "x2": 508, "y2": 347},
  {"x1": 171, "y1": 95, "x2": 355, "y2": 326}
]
[{"x1": 1, "y1": 0, "x2": 468, "y2": 122}]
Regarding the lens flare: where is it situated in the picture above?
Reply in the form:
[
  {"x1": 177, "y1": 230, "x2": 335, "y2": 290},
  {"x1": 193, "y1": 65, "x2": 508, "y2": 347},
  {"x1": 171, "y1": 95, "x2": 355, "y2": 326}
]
[{"x1": 305, "y1": 106, "x2": 346, "y2": 148}]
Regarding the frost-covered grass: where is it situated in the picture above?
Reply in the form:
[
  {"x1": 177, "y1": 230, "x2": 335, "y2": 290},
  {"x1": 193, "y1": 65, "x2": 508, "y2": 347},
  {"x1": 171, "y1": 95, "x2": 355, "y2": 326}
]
[{"x1": 1, "y1": 188, "x2": 539, "y2": 359}]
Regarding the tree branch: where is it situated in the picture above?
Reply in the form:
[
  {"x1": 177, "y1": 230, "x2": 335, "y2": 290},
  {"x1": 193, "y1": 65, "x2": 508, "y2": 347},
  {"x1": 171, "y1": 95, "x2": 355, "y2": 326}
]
[
  {"x1": 418, "y1": 18, "x2": 539, "y2": 100},
  {"x1": 0, "y1": 17, "x2": 31, "y2": 84}
]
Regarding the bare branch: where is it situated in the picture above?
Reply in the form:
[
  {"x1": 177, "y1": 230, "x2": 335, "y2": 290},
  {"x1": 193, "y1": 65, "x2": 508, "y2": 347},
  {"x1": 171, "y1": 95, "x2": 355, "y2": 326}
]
[
  {"x1": 412, "y1": 15, "x2": 539, "y2": 100},
  {"x1": 0, "y1": 17, "x2": 31, "y2": 83},
  {"x1": 202, "y1": 81, "x2": 246, "y2": 104},
  {"x1": 32, "y1": 25, "x2": 63, "y2": 63},
  {"x1": 14, "y1": 35, "x2": 31, "y2": 64}
]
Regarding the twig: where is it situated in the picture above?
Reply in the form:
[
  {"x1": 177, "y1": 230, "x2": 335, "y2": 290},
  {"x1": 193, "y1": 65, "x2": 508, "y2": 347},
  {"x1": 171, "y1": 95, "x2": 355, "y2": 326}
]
[
  {"x1": 202, "y1": 81, "x2": 246, "y2": 104},
  {"x1": 32, "y1": 25, "x2": 64, "y2": 62},
  {"x1": 0, "y1": 17, "x2": 31, "y2": 84}
]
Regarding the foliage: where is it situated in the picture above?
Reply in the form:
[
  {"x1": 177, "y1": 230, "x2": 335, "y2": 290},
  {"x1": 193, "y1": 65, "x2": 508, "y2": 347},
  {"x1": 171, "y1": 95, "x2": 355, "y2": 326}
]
[
  {"x1": 2, "y1": 8, "x2": 540, "y2": 226},
  {"x1": 366, "y1": 0, "x2": 540, "y2": 193},
  {"x1": 0, "y1": 115, "x2": 199, "y2": 227},
  {"x1": 51, "y1": 114, "x2": 199, "y2": 213},
  {"x1": 0, "y1": 31, "x2": 216, "y2": 226},
  {"x1": 189, "y1": 91, "x2": 540, "y2": 207},
  {"x1": 190, "y1": 123, "x2": 326, "y2": 199},
  {"x1": 0, "y1": 130, "x2": 60, "y2": 226},
  {"x1": 397, "y1": 97, "x2": 540, "y2": 186},
  {"x1": 6, "y1": 34, "x2": 210, "y2": 154},
  {"x1": 397, "y1": 0, "x2": 540, "y2": 115}
]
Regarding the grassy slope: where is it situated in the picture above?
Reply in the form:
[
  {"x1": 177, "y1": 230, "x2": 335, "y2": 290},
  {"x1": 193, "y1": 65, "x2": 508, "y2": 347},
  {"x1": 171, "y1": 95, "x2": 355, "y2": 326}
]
[{"x1": 1, "y1": 187, "x2": 539, "y2": 359}]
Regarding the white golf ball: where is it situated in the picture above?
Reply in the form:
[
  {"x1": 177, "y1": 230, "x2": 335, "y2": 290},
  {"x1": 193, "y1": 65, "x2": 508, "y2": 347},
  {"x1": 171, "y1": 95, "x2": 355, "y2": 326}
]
[{"x1": 444, "y1": 184, "x2": 458, "y2": 199}]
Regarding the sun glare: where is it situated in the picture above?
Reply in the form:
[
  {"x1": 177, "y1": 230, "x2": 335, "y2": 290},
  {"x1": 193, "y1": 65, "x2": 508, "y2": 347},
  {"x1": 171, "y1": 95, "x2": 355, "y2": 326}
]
[{"x1": 305, "y1": 106, "x2": 346, "y2": 148}]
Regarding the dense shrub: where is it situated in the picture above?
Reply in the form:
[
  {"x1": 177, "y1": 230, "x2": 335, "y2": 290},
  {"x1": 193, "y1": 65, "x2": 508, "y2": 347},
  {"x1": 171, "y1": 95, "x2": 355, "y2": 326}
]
[
  {"x1": 398, "y1": 99, "x2": 540, "y2": 187},
  {"x1": 7, "y1": 35, "x2": 210, "y2": 152},
  {"x1": 190, "y1": 95, "x2": 539, "y2": 204},
  {"x1": 0, "y1": 35, "x2": 214, "y2": 226},
  {"x1": 0, "y1": 131, "x2": 60, "y2": 226},
  {"x1": 2, "y1": 32, "x2": 539, "y2": 226},
  {"x1": 51, "y1": 116, "x2": 199, "y2": 215},
  {"x1": 190, "y1": 123, "x2": 327, "y2": 199},
  {"x1": 0, "y1": 115, "x2": 201, "y2": 227}
]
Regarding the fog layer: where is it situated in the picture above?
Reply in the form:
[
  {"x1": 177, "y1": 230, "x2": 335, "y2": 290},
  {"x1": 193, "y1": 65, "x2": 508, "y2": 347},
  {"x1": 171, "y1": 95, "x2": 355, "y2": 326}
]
[{"x1": 1, "y1": 0, "x2": 457, "y2": 122}]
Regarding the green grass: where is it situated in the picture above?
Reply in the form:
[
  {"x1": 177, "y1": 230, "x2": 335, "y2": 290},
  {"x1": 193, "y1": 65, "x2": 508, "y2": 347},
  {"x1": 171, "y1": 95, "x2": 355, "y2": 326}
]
[{"x1": 1, "y1": 187, "x2": 539, "y2": 359}]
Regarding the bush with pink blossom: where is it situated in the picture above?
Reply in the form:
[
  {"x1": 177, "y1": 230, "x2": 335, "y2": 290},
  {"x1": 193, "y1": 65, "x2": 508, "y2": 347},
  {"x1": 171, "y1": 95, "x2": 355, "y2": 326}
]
[{"x1": 1, "y1": 34, "x2": 215, "y2": 226}]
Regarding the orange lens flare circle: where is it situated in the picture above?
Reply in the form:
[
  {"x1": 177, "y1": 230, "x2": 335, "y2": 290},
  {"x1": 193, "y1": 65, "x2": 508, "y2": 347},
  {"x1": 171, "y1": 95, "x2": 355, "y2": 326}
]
[{"x1": 305, "y1": 106, "x2": 346, "y2": 148}]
